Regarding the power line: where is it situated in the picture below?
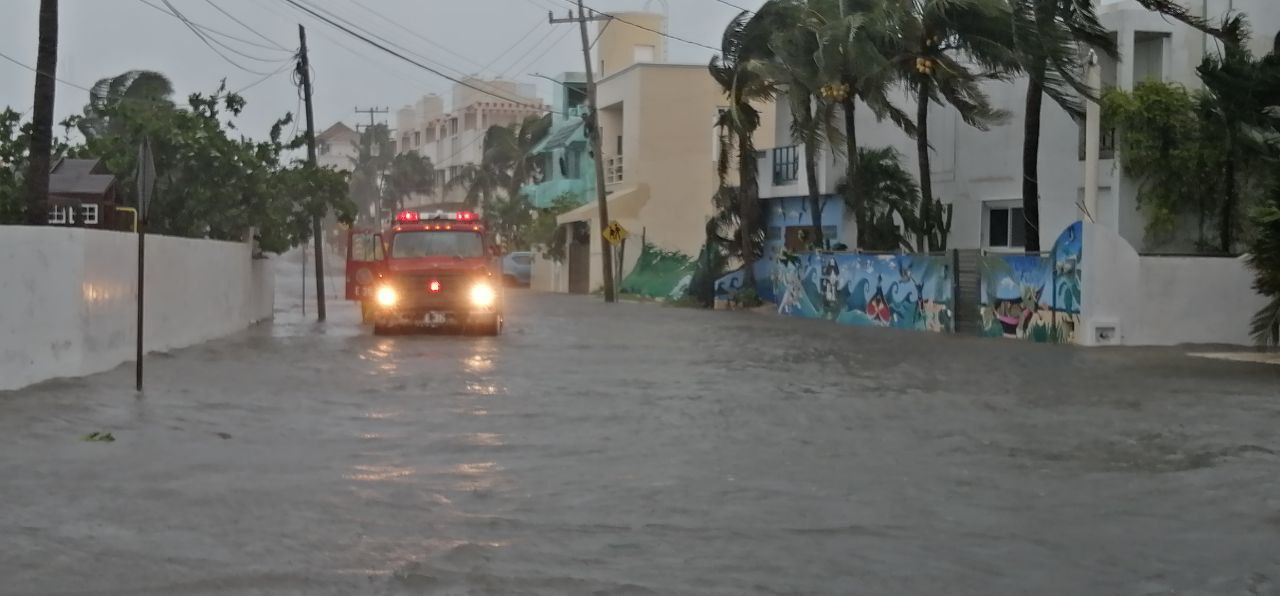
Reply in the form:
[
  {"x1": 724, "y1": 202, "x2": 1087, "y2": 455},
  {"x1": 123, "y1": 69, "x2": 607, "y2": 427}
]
[
  {"x1": 279, "y1": 0, "x2": 551, "y2": 113},
  {"x1": 203, "y1": 0, "x2": 293, "y2": 51},
  {"x1": 137, "y1": 0, "x2": 294, "y2": 53},
  {"x1": 282, "y1": 0, "x2": 530, "y2": 103},
  {"x1": 0, "y1": 50, "x2": 92, "y2": 93},
  {"x1": 233, "y1": 60, "x2": 296, "y2": 94},
  {"x1": 154, "y1": 0, "x2": 281, "y2": 74},
  {"x1": 510, "y1": 27, "x2": 577, "y2": 80},
  {"x1": 347, "y1": 0, "x2": 489, "y2": 73},
  {"x1": 711, "y1": 0, "x2": 754, "y2": 13},
  {"x1": 478, "y1": 19, "x2": 547, "y2": 77},
  {"x1": 554, "y1": 0, "x2": 722, "y2": 52}
]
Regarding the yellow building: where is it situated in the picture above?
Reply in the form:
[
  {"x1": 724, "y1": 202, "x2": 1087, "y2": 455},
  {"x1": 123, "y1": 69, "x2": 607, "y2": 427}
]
[{"x1": 536, "y1": 12, "x2": 774, "y2": 295}]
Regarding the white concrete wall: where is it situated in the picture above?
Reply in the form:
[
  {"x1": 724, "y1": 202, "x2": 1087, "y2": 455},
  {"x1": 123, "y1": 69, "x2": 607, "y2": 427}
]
[
  {"x1": 1, "y1": 227, "x2": 274, "y2": 391},
  {"x1": 1079, "y1": 222, "x2": 1268, "y2": 346},
  {"x1": 1129, "y1": 255, "x2": 1268, "y2": 346}
]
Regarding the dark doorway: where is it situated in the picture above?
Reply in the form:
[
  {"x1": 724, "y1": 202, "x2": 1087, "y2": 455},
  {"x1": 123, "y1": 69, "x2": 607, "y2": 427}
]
[{"x1": 568, "y1": 221, "x2": 591, "y2": 294}]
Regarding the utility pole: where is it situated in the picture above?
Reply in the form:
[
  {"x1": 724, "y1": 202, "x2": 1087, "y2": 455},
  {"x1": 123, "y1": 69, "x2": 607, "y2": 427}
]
[
  {"x1": 298, "y1": 24, "x2": 326, "y2": 321},
  {"x1": 551, "y1": 4, "x2": 616, "y2": 302},
  {"x1": 354, "y1": 106, "x2": 389, "y2": 132}
]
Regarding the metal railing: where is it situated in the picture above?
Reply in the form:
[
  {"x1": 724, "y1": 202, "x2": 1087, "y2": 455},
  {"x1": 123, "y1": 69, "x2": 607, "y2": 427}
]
[
  {"x1": 771, "y1": 145, "x2": 799, "y2": 185},
  {"x1": 606, "y1": 155, "x2": 624, "y2": 185}
]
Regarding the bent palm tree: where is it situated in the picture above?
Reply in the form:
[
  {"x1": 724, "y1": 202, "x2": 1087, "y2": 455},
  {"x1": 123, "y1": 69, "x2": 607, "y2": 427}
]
[
  {"x1": 78, "y1": 70, "x2": 175, "y2": 139},
  {"x1": 886, "y1": 0, "x2": 1015, "y2": 251},
  {"x1": 383, "y1": 151, "x2": 434, "y2": 212},
  {"x1": 710, "y1": 7, "x2": 785, "y2": 288}
]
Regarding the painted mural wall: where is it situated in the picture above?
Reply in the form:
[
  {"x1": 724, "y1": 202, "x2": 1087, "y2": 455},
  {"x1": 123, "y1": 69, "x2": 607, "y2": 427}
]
[
  {"x1": 620, "y1": 242, "x2": 696, "y2": 300},
  {"x1": 771, "y1": 251, "x2": 954, "y2": 333},
  {"x1": 978, "y1": 222, "x2": 1083, "y2": 344}
]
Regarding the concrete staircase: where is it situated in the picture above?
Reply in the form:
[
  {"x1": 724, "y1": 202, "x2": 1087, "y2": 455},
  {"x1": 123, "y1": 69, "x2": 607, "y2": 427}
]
[{"x1": 953, "y1": 249, "x2": 982, "y2": 335}]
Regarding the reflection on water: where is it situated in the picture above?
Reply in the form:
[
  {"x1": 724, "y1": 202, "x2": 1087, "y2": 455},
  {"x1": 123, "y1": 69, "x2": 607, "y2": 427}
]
[
  {"x1": 461, "y1": 433, "x2": 504, "y2": 447},
  {"x1": 463, "y1": 354, "x2": 493, "y2": 373},
  {"x1": 362, "y1": 410, "x2": 400, "y2": 420},
  {"x1": 344, "y1": 464, "x2": 416, "y2": 482},
  {"x1": 464, "y1": 382, "x2": 500, "y2": 396}
]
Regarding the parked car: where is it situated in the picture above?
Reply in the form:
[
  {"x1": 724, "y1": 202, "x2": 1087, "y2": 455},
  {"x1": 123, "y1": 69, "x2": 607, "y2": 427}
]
[{"x1": 502, "y1": 251, "x2": 533, "y2": 287}]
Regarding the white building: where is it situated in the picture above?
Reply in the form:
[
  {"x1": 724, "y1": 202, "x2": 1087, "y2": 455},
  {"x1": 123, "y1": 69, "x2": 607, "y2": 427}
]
[
  {"x1": 394, "y1": 79, "x2": 546, "y2": 206},
  {"x1": 756, "y1": 0, "x2": 1280, "y2": 254},
  {"x1": 315, "y1": 122, "x2": 360, "y2": 172}
]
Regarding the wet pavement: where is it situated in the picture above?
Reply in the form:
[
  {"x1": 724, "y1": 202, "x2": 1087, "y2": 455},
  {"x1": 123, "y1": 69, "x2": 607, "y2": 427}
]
[{"x1": 2, "y1": 261, "x2": 1279, "y2": 596}]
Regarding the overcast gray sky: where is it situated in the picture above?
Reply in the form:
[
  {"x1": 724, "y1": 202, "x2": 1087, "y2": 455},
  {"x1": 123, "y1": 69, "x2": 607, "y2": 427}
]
[{"x1": 1, "y1": 0, "x2": 768, "y2": 141}]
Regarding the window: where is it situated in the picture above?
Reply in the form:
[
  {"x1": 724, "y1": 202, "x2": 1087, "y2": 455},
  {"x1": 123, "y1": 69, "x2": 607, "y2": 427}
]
[
  {"x1": 390, "y1": 231, "x2": 485, "y2": 259},
  {"x1": 987, "y1": 204, "x2": 1026, "y2": 249},
  {"x1": 616, "y1": 135, "x2": 623, "y2": 156},
  {"x1": 449, "y1": 118, "x2": 458, "y2": 136},
  {"x1": 80, "y1": 204, "x2": 99, "y2": 225},
  {"x1": 47, "y1": 205, "x2": 71, "y2": 225},
  {"x1": 319, "y1": 142, "x2": 330, "y2": 156},
  {"x1": 772, "y1": 145, "x2": 799, "y2": 185},
  {"x1": 449, "y1": 165, "x2": 461, "y2": 181},
  {"x1": 634, "y1": 44, "x2": 656, "y2": 63},
  {"x1": 413, "y1": 131, "x2": 421, "y2": 147}
]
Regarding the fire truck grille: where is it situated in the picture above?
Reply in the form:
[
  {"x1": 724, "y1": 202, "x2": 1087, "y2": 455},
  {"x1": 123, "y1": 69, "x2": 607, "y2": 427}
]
[{"x1": 391, "y1": 273, "x2": 474, "y2": 309}]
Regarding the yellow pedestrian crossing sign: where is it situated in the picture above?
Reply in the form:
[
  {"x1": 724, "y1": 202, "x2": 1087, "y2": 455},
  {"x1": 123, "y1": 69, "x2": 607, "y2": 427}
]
[{"x1": 603, "y1": 220, "x2": 629, "y2": 246}]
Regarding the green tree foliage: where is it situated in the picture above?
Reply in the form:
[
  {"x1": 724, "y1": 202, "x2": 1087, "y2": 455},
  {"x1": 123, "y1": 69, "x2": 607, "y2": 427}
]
[
  {"x1": 382, "y1": 151, "x2": 434, "y2": 212},
  {"x1": 1103, "y1": 82, "x2": 1230, "y2": 248},
  {"x1": 349, "y1": 124, "x2": 394, "y2": 223},
  {"x1": 1248, "y1": 200, "x2": 1280, "y2": 345},
  {"x1": 837, "y1": 146, "x2": 919, "y2": 252},
  {"x1": 1, "y1": 108, "x2": 72, "y2": 224},
  {"x1": 57, "y1": 77, "x2": 354, "y2": 253},
  {"x1": 451, "y1": 114, "x2": 552, "y2": 249}
]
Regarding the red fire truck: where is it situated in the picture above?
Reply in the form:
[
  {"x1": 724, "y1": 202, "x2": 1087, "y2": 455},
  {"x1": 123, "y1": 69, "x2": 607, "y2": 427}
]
[{"x1": 346, "y1": 209, "x2": 503, "y2": 335}]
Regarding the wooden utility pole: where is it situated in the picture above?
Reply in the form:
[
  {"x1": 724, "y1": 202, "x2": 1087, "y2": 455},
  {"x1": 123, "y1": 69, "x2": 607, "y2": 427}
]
[
  {"x1": 354, "y1": 106, "x2": 389, "y2": 132},
  {"x1": 24, "y1": 0, "x2": 58, "y2": 225},
  {"x1": 551, "y1": 4, "x2": 616, "y2": 302},
  {"x1": 298, "y1": 24, "x2": 326, "y2": 321}
]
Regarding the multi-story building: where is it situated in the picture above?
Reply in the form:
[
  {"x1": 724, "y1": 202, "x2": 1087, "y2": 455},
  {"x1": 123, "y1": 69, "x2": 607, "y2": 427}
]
[
  {"x1": 394, "y1": 79, "x2": 546, "y2": 206},
  {"x1": 754, "y1": 0, "x2": 1279, "y2": 256},
  {"x1": 316, "y1": 122, "x2": 360, "y2": 172},
  {"x1": 538, "y1": 12, "x2": 774, "y2": 294},
  {"x1": 523, "y1": 72, "x2": 592, "y2": 210}
]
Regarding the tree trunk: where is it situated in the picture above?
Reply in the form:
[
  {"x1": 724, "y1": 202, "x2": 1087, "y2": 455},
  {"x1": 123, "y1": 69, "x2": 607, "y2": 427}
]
[
  {"x1": 842, "y1": 98, "x2": 861, "y2": 248},
  {"x1": 24, "y1": 0, "x2": 58, "y2": 225},
  {"x1": 1220, "y1": 128, "x2": 1236, "y2": 253},
  {"x1": 804, "y1": 139, "x2": 823, "y2": 249},
  {"x1": 916, "y1": 78, "x2": 933, "y2": 252},
  {"x1": 737, "y1": 127, "x2": 759, "y2": 289},
  {"x1": 1021, "y1": 59, "x2": 1047, "y2": 253}
]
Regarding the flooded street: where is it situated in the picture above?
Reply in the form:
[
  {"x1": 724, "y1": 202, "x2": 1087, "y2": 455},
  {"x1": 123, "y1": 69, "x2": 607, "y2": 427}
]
[{"x1": 1, "y1": 261, "x2": 1278, "y2": 595}]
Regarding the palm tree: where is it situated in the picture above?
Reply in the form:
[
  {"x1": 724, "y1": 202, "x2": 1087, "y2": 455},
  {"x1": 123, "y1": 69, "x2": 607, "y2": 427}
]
[
  {"x1": 77, "y1": 70, "x2": 175, "y2": 139},
  {"x1": 382, "y1": 151, "x2": 434, "y2": 212},
  {"x1": 23, "y1": 0, "x2": 58, "y2": 225},
  {"x1": 803, "y1": 0, "x2": 919, "y2": 249},
  {"x1": 448, "y1": 115, "x2": 551, "y2": 246},
  {"x1": 885, "y1": 0, "x2": 1015, "y2": 251},
  {"x1": 1009, "y1": 0, "x2": 1115, "y2": 252},
  {"x1": 838, "y1": 146, "x2": 920, "y2": 251},
  {"x1": 348, "y1": 124, "x2": 393, "y2": 222},
  {"x1": 769, "y1": 2, "x2": 843, "y2": 249},
  {"x1": 710, "y1": 8, "x2": 784, "y2": 289}
]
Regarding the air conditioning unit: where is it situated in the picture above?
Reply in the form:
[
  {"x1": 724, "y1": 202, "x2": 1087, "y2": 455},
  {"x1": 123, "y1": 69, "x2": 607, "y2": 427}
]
[{"x1": 1089, "y1": 320, "x2": 1121, "y2": 346}]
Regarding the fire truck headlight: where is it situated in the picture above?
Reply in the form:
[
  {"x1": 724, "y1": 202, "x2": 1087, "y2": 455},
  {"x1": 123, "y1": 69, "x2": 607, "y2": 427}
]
[
  {"x1": 375, "y1": 285, "x2": 398, "y2": 308},
  {"x1": 469, "y1": 282, "x2": 497, "y2": 308}
]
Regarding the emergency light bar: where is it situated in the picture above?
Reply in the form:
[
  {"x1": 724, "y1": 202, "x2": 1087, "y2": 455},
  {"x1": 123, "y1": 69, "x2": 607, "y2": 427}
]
[{"x1": 395, "y1": 210, "x2": 479, "y2": 223}]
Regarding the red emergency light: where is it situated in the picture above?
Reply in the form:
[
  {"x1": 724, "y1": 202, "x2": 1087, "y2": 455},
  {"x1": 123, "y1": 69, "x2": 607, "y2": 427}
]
[
  {"x1": 396, "y1": 210, "x2": 479, "y2": 224},
  {"x1": 428, "y1": 280, "x2": 442, "y2": 293}
]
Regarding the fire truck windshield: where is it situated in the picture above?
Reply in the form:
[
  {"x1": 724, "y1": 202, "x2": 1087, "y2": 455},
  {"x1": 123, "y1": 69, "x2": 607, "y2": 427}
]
[{"x1": 390, "y1": 230, "x2": 485, "y2": 259}]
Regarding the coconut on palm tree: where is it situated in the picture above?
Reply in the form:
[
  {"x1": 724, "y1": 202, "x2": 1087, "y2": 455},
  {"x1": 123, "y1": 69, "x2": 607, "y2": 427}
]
[{"x1": 883, "y1": 0, "x2": 1015, "y2": 251}]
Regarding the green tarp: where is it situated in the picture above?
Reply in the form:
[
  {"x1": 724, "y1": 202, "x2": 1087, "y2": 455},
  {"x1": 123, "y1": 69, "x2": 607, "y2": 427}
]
[{"x1": 620, "y1": 242, "x2": 697, "y2": 300}]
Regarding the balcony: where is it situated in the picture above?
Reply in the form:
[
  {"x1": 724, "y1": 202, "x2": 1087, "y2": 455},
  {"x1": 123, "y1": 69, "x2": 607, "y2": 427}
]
[{"x1": 606, "y1": 155, "x2": 624, "y2": 186}]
